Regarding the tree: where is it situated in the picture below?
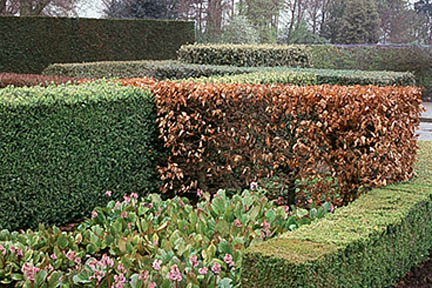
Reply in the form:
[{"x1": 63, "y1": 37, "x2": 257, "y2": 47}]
[
  {"x1": 322, "y1": 0, "x2": 380, "y2": 44},
  {"x1": 415, "y1": 0, "x2": 432, "y2": 43},
  {"x1": 239, "y1": 0, "x2": 284, "y2": 43},
  {"x1": 279, "y1": 18, "x2": 327, "y2": 44},
  {"x1": 0, "y1": 0, "x2": 82, "y2": 16},
  {"x1": 378, "y1": 0, "x2": 423, "y2": 43},
  {"x1": 102, "y1": 0, "x2": 180, "y2": 19},
  {"x1": 221, "y1": 15, "x2": 258, "y2": 43}
]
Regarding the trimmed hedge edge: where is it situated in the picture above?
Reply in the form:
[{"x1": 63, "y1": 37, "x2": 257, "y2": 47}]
[{"x1": 241, "y1": 141, "x2": 432, "y2": 288}]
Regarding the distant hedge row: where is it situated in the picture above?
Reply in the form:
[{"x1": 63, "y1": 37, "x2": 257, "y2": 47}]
[
  {"x1": 0, "y1": 82, "x2": 161, "y2": 231},
  {"x1": 189, "y1": 69, "x2": 415, "y2": 87},
  {"x1": 42, "y1": 60, "x2": 254, "y2": 80},
  {"x1": 178, "y1": 44, "x2": 432, "y2": 98},
  {"x1": 178, "y1": 44, "x2": 312, "y2": 67},
  {"x1": 0, "y1": 16, "x2": 194, "y2": 74},
  {"x1": 309, "y1": 44, "x2": 432, "y2": 99}
]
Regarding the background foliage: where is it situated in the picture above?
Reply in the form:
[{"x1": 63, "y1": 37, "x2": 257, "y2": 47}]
[{"x1": 0, "y1": 16, "x2": 194, "y2": 74}]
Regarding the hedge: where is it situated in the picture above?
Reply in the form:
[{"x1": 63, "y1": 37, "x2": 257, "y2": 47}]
[
  {"x1": 0, "y1": 16, "x2": 194, "y2": 74},
  {"x1": 42, "y1": 60, "x2": 255, "y2": 80},
  {"x1": 0, "y1": 72, "x2": 84, "y2": 88},
  {"x1": 189, "y1": 68, "x2": 416, "y2": 87},
  {"x1": 177, "y1": 44, "x2": 312, "y2": 67},
  {"x1": 0, "y1": 82, "x2": 161, "y2": 231},
  {"x1": 308, "y1": 44, "x2": 432, "y2": 99},
  {"x1": 241, "y1": 141, "x2": 432, "y2": 287},
  {"x1": 150, "y1": 81, "x2": 422, "y2": 204}
]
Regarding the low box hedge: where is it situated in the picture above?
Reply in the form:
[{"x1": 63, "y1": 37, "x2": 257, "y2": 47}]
[
  {"x1": 241, "y1": 141, "x2": 432, "y2": 287},
  {"x1": 189, "y1": 68, "x2": 416, "y2": 87},
  {"x1": 42, "y1": 60, "x2": 255, "y2": 80},
  {"x1": 0, "y1": 82, "x2": 161, "y2": 231}
]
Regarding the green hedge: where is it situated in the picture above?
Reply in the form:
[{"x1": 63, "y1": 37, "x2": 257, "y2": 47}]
[
  {"x1": 241, "y1": 141, "x2": 432, "y2": 288},
  {"x1": 0, "y1": 82, "x2": 161, "y2": 231},
  {"x1": 189, "y1": 68, "x2": 416, "y2": 86},
  {"x1": 0, "y1": 16, "x2": 194, "y2": 74},
  {"x1": 42, "y1": 60, "x2": 255, "y2": 80},
  {"x1": 177, "y1": 44, "x2": 312, "y2": 67},
  {"x1": 308, "y1": 44, "x2": 432, "y2": 98}
]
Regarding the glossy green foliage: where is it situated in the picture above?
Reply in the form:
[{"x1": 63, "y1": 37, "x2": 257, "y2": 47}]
[
  {"x1": 0, "y1": 16, "x2": 195, "y2": 74},
  {"x1": 0, "y1": 82, "x2": 161, "y2": 231},
  {"x1": 0, "y1": 189, "x2": 331, "y2": 287}
]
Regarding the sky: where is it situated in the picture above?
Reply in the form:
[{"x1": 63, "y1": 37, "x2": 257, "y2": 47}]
[{"x1": 77, "y1": 0, "x2": 104, "y2": 18}]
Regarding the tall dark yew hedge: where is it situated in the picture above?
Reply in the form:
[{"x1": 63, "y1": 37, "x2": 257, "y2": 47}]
[{"x1": 0, "y1": 16, "x2": 195, "y2": 74}]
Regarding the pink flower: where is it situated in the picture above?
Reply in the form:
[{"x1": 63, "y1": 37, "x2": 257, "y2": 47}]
[
  {"x1": 211, "y1": 262, "x2": 221, "y2": 274},
  {"x1": 0, "y1": 244, "x2": 6, "y2": 255},
  {"x1": 233, "y1": 219, "x2": 242, "y2": 228},
  {"x1": 123, "y1": 194, "x2": 131, "y2": 204},
  {"x1": 16, "y1": 248, "x2": 23, "y2": 257},
  {"x1": 198, "y1": 267, "x2": 208, "y2": 275},
  {"x1": 50, "y1": 253, "x2": 57, "y2": 260},
  {"x1": 102, "y1": 254, "x2": 114, "y2": 268},
  {"x1": 224, "y1": 254, "x2": 234, "y2": 266},
  {"x1": 197, "y1": 189, "x2": 203, "y2": 197},
  {"x1": 128, "y1": 222, "x2": 133, "y2": 230},
  {"x1": 189, "y1": 255, "x2": 198, "y2": 268},
  {"x1": 121, "y1": 211, "x2": 128, "y2": 219},
  {"x1": 74, "y1": 257, "x2": 81, "y2": 265},
  {"x1": 147, "y1": 281, "x2": 156, "y2": 288},
  {"x1": 167, "y1": 264, "x2": 182, "y2": 282},
  {"x1": 21, "y1": 263, "x2": 40, "y2": 282},
  {"x1": 117, "y1": 263, "x2": 127, "y2": 274},
  {"x1": 113, "y1": 273, "x2": 126, "y2": 288},
  {"x1": 91, "y1": 211, "x2": 98, "y2": 219},
  {"x1": 284, "y1": 205, "x2": 290, "y2": 213},
  {"x1": 115, "y1": 201, "x2": 122, "y2": 209},
  {"x1": 105, "y1": 190, "x2": 112, "y2": 197},
  {"x1": 152, "y1": 260, "x2": 162, "y2": 271},
  {"x1": 65, "y1": 250, "x2": 76, "y2": 261},
  {"x1": 330, "y1": 204, "x2": 336, "y2": 213},
  {"x1": 10, "y1": 246, "x2": 16, "y2": 254},
  {"x1": 179, "y1": 200, "x2": 185, "y2": 209},
  {"x1": 131, "y1": 192, "x2": 139, "y2": 200},
  {"x1": 139, "y1": 270, "x2": 149, "y2": 281},
  {"x1": 250, "y1": 182, "x2": 258, "y2": 190}
]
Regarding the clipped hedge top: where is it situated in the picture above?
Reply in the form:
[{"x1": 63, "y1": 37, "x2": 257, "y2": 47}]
[
  {"x1": 0, "y1": 81, "x2": 151, "y2": 107},
  {"x1": 246, "y1": 141, "x2": 432, "y2": 264},
  {"x1": 189, "y1": 68, "x2": 416, "y2": 87},
  {"x1": 42, "y1": 60, "x2": 254, "y2": 80}
]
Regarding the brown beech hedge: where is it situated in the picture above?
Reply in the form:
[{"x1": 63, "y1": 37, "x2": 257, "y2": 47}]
[
  {"x1": 150, "y1": 82, "x2": 423, "y2": 205},
  {"x1": 0, "y1": 73, "x2": 85, "y2": 88}
]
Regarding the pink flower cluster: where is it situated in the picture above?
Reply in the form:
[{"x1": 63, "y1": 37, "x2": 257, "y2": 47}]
[
  {"x1": 189, "y1": 255, "x2": 198, "y2": 268},
  {"x1": 224, "y1": 254, "x2": 235, "y2": 267},
  {"x1": 87, "y1": 254, "x2": 115, "y2": 284},
  {"x1": 211, "y1": 262, "x2": 221, "y2": 274},
  {"x1": 167, "y1": 264, "x2": 182, "y2": 282},
  {"x1": 21, "y1": 263, "x2": 40, "y2": 282},
  {"x1": 260, "y1": 220, "x2": 271, "y2": 239},
  {"x1": 0, "y1": 244, "x2": 6, "y2": 255}
]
